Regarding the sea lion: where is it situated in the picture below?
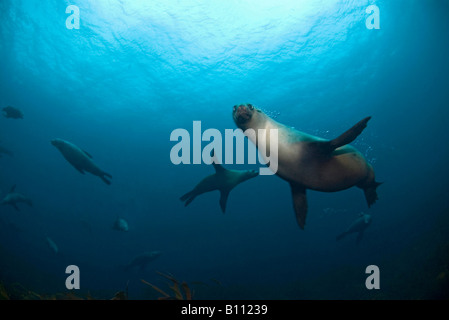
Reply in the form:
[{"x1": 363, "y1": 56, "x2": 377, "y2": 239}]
[
  {"x1": 180, "y1": 157, "x2": 259, "y2": 213},
  {"x1": 113, "y1": 217, "x2": 129, "y2": 232},
  {"x1": 2, "y1": 106, "x2": 24, "y2": 119},
  {"x1": 124, "y1": 251, "x2": 161, "y2": 272},
  {"x1": 336, "y1": 212, "x2": 372, "y2": 244},
  {"x1": 51, "y1": 138, "x2": 112, "y2": 185},
  {"x1": 232, "y1": 103, "x2": 381, "y2": 229},
  {"x1": 1, "y1": 185, "x2": 33, "y2": 211}
]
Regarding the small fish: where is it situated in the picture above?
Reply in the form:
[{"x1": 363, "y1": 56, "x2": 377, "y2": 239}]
[{"x1": 2, "y1": 106, "x2": 24, "y2": 119}]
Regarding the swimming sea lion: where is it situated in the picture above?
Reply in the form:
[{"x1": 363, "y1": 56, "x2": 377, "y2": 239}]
[
  {"x1": 232, "y1": 103, "x2": 381, "y2": 229},
  {"x1": 2, "y1": 106, "x2": 24, "y2": 119},
  {"x1": 113, "y1": 217, "x2": 129, "y2": 232},
  {"x1": 1, "y1": 185, "x2": 33, "y2": 211},
  {"x1": 124, "y1": 251, "x2": 161, "y2": 272},
  {"x1": 0, "y1": 146, "x2": 14, "y2": 158},
  {"x1": 51, "y1": 138, "x2": 112, "y2": 185},
  {"x1": 336, "y1": 212, "x2": 372, "y2": 244},
  {"x1": 180, "y1": 157, "x2": 259, "y2": 213}
]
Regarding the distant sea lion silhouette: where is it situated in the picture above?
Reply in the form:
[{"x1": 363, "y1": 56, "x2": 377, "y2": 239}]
[
  {"x1": 1, "y1": 185, "x2": 33, "y2": 211},
  {"x1": 180, "y1": 156, "x2": 259, "y2": 213},
  {"x1": 232, "y1": 103, "x2": 381, "y2": 229},
  {"x1": 336, "y1": 212, "x2": 372, "y2": 244},
  {"x1": 2, "y1": 106, "x2": 24, "y2": 119},
  {"x1": 124, "y1": 251, "x2": 161, "y2": 272},
  {"x1": 51, "y1": 138, "x2": 112, "y2": 185},
  {"x1": 0, "y1": 146, "x2": 13, "y2": 158},
  {"x1": 113, "y1": 217, "x2": 129, "y2": 232}
]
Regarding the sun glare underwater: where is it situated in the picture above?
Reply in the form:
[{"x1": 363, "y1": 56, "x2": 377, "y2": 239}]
[{"x1": 1, "y1": 0, "x2": 449, "y2": 300}]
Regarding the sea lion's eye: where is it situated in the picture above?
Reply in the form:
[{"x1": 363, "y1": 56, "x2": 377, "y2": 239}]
[{"x1": 248, "y1": 104, "x2": 254, "y2": 110}]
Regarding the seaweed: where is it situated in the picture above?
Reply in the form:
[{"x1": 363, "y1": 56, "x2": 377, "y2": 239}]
[{"x1": 141, "y1": 271, "x2": 193, "y2": 300}]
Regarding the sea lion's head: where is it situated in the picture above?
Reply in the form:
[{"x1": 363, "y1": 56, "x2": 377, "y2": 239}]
[
  {"x1": 245, "y1": 169, "x2": 260, "y2": 180},
  {"x1": 51, "y1": 138, "x2": 65, "y2": 149},
  {"x1": 232, "y1": 103, "x2": 259, "y2": 129}
]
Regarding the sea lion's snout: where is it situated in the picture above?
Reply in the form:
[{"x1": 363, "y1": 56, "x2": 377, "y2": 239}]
[
  {"x1": 51, "y1": 139, "x2": 65, "y2": 149},
  {"x1": 250, "y1": 169, "x2": 259, "y2": 177},
  {"x1": 233, "y1": 103, "x2": 255, "y2": 125}
]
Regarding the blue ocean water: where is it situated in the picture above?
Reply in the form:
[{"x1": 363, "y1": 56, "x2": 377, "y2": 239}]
[{"x1": 0, "y1": 0, "x2": 448, "y2": 300}]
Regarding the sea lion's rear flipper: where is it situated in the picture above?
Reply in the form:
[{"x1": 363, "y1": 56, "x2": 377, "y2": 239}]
[
  {"x1": 219, "y1": 190, "x2": 230, "y2": 213},
  {"x1": 290, "y1": 183, "x2": 308, "y2": 230},
  {"x1": 310, "y1": 117, "x2": 372, "y2": 155},
  {"x1": 356, "y1": 230, "x2": 365, "y2": 245},
  {"x1": 100, "y1": 175, "x2": 112, "y2": 186},
  {"x1": 363, "y1": 181, "x2": 382, "y2": 207},
  {"x1": 100, "y1": 171, "x2": 112, "y2": 185},
  {"x1": 180, "y1": 190, "x2": 193, "y2": 202},
  {"x1": 180, "y1": 190, "x2": 197, "y2": 207}
]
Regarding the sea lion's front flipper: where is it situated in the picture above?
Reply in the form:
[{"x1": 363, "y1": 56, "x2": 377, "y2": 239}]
[
  {"x1": 290, "y1": 183, "x2": 308, "y2": 229},
  {"x1": 309, "y1": 117, "x2": 372, "y2": 155},
  {"x1": 211, "y1": 150, "x2": 228, "y2": 174},
  {"x1": 219, "y1": 190, "x2": 230, "y2": 213},
  {"x1": 82, "y1": 150, "x2": 93, "y2": 159},
  {"x1": 330, "y1": 116, "x2": 371, "y2": 150},
  {"x1": 212, "y1": 162, "x2": 226, "y2": 174}
]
